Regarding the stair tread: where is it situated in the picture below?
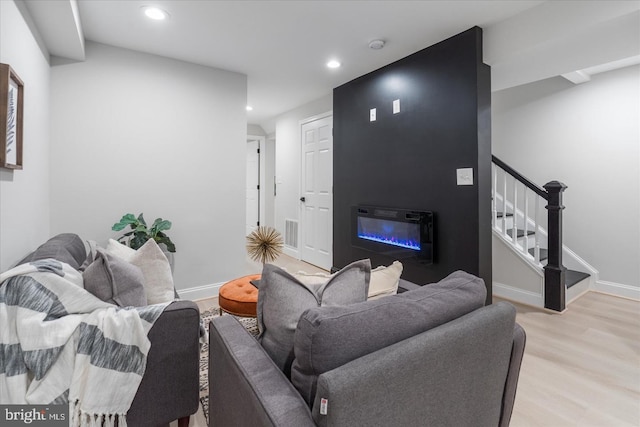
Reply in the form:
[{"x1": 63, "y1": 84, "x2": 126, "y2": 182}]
[
  {"x1": 566, "y1": 270, "x2": 590, "y2": 288},
  {"x1": 528, "y1": 248, "x2": 548, "y2": 261},
  {"x1": 506, "y1": 228, "x2": 535, "y2": 238}
]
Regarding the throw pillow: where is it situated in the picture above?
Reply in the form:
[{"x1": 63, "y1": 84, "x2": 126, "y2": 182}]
[
  {"x1": 18, "y1": 233, "x2": 87, "y2": 270},
  {"x1": 83, "y1": 248, "x2": 147, "y2": 307},
  {"x1": 290, "y1": 270, "x2": 486, "y2": 406},
  {"x1": 294, "y1": 260, "x2": 403, "y2": 300},
  {"x1": 105, "y1": 238, "x2": 137, "y2": 261},
  {"x1": 129, "y1": 239, "x2": 175, "y2": 304},
  {"x1": 257, "y1": 259, "x2": 371, "y2": 376},
  {"x1": 106, "y1": 238, "x2": 175, "y2": 304},
  {"x1": 368, "y1": 261, "x2": 403, "y2": 299}
]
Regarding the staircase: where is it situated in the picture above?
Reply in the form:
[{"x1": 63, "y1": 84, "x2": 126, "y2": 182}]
[{"x1": 491, "y1": 156, "x2": 593, "y2": 312}]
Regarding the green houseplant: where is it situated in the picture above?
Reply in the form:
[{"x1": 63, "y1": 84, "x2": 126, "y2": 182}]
[{"x1": 112, "y1": 213, "x2": 176, "y2": 253}]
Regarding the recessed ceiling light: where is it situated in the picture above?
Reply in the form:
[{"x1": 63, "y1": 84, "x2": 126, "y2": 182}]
[
  {"x1": 142, "y1": 6, "x2": 169, "y2": 20},
  {"x1": 327, "y1": 60, "x2": 341, "y2": 69},
  {"x1": 246, "y1": 105, "x2": 253, "y2": 111}
]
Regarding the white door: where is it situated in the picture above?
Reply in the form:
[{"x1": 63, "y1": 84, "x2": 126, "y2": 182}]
[
  {"x1": 300, "y1": 115, "x2": 333, "y2": 270},
  {"x1": 246, "y1": 139, "x2": 260, "y2": 236}
]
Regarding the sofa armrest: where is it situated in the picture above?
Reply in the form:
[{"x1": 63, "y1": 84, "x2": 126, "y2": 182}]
[
  {"x1": 499, "y1": 322, "x2": 526, "y2": 427},
  {"x1": 127, "y1": 300, "x2": 200, "y2": 425},
  {"x1": 209, "y1": 315, "x2": 314, "y2": 427}
]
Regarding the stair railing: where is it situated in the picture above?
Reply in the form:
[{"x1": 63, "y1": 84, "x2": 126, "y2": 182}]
[{"x1": 491, "y1": 155, "x2": 568, "y2": 312}]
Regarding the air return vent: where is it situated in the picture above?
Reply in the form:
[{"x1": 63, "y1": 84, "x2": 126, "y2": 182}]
[{"x1": 284, "y1": 219, "x2": 299, "y2": 248}]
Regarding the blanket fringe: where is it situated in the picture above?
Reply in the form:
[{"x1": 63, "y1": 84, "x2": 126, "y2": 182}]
[{"x1": 71, "y1": 401, "x2": 127, "y2": 427}]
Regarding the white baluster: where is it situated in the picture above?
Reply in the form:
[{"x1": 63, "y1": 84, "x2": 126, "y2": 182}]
[
  {"x1": 512, "y1": 179, "x2": 518, "y2": 245},
  {"x1": 492, "y1": 165, "x2": 497, "y2": 230},
  {"x1": 502, "y1": 170, "x2": 508, "y2": 236},
  {"x1": 534, "y1": 196, "x2": 541, "y2": 264},
  {"x1": 523, "y1": 188, "x2": 529, "y2": 255}
]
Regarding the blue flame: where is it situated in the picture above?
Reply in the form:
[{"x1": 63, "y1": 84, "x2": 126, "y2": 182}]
[
  {"x1": 357, "y1": 232, "x2": 421, "y2": 250},
  {"x1": 357, "y1": 216, "x2": 421, "y2": 251}
]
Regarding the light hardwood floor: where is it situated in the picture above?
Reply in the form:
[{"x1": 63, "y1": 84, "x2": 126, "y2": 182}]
[
  {"x1": 499, "y1": 293, "x2": 640, "y2": 426},
  {"x1": 190, "y1": 257, "x2": 640, "y2": 426}
]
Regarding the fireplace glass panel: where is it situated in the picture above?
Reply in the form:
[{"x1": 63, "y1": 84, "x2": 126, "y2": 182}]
[{"x1": 357, "y1": 217, "x2": 421, "y2": 251}]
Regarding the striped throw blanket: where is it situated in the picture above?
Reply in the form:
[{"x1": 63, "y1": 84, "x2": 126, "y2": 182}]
[{"x1": 0, "y1": 259, "x2": 169, "y2": 427}]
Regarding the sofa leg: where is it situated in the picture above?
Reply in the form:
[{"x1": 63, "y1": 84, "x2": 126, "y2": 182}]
[{"x1": 178, "y1": 416, "x2": 190, "y2": 427}]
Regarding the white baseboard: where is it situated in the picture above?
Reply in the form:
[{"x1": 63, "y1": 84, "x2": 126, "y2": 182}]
[
  {"x1": 178, "y1": 282, "x2": 224, "y2": 301},
  {"x1": 593, "y1": 280, "x2": 640, "y2": 301},
  {"x1": 493, "y1": 281, "x2": 544, "y2": 308}
]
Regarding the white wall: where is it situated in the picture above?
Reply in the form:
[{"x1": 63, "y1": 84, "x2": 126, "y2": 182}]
[
  {"x1": 247, "y1": 124, "x2": 266, "y2": 136},
  {"x1": 493, "y1": 65, "x2": 640, "y2": 289},
  {"x1": 264, "y1": 137, "x2": 276, "y2": 228},
  {"x1": 0, "y1": 0, "x2": 51, "y2": 271},
  {"x1": 50, "y1": 42, "x2": 248, "y2": 290},
  {"x1": 273, "y1": 94, "x2": 332, "y2": 254}
]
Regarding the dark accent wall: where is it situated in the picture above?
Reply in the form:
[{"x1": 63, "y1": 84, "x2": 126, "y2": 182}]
[{"x1": 333, "y1": 27, "x2": 492, "y2": 302}]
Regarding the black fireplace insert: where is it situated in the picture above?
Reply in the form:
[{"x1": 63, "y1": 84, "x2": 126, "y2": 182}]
[{"x1": 351, "y1": 206, "x2": 434, "y2": 264}]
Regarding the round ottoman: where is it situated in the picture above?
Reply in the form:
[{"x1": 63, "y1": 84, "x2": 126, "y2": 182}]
[{"x1": 218, "y1": 274, "x2": 261, "y2": 317}]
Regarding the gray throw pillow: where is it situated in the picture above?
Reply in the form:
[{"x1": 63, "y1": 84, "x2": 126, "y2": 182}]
[
  {"x1": 18, "y1": 233, "x2": 87, "y2": 270},
  {"x1": 290, "y1": 270, "x2": 486, "y2": 406},
  {"x1": 83, "y1": 248, "x2": 147, "y2": 307},
  {"x1": 257, "y1": 260, "x2": 371, "y2": 376}
]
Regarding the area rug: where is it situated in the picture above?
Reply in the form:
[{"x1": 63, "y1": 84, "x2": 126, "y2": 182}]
[{"x1": 199, "y1": 309, "x2": 259, "y2": 424}]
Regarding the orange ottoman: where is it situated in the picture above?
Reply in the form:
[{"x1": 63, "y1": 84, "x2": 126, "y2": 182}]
[{"x1": 218, "y1": 274, "x2": 261, "y2": 317}]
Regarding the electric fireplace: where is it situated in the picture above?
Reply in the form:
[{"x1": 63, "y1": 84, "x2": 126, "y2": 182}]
[{"x1": 351, "y1": 206, "x2": 434, "y2": 264}]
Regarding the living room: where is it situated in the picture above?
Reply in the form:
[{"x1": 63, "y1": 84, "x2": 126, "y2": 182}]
[{"x1": 1, "y1": 1, "x2": 638, "y2": 426}]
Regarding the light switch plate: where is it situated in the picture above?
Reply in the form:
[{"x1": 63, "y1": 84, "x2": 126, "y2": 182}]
[
  {"x1": 456, "y1": 168, "x2": 474, "y2": 186},
  {"x1": 370, "y1": 108, "x2": 376, "y2": 121},
  {"x1": 393, "y1": 99, "x2": 400, "y2": 114}
]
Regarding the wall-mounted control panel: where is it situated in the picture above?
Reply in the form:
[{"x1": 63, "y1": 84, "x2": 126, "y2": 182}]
[{"x1": 456, "y1": 168, "x2": 474, "y2": 185}]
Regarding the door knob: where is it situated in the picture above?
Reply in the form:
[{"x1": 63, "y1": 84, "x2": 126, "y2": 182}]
[{"x1": 300, "y1": 197, "x2": 306, "y2": 202}]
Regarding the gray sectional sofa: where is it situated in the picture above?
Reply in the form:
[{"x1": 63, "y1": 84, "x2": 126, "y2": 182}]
[
  {"x1": 209, "y1": 270, "x2": 526, "y2": 427},
  {"x1": 6, "y1": 233, "x2": 200, "y2": 426}
]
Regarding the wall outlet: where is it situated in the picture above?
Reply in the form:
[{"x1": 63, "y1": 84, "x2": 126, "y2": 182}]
[
  {"x1": 370, "y1": 108, "x2": 376, "y2": 121},
  {"x1": 393, "y1": 99, "x2": 400, "y2": 114},
  {"x1": 456, "y1": 168, "x2": 474, "y2": 185}
]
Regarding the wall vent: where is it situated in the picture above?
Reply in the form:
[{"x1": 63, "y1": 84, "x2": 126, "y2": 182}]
[{"x1": 284, "y1": 219, "x2": 299, "y2": 248}]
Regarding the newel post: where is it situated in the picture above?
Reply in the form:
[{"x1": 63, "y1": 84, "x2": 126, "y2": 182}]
[{"x1": 543, "y1": 181, "x2": 567, "y2": 312}]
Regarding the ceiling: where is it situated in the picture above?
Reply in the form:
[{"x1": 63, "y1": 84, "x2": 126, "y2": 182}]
[{"x1": 22, "y1": 0, "x2": 640, "y2": 131}]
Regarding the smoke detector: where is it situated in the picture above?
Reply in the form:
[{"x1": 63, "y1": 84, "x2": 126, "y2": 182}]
[{"x1": 369, "y1": 40, "x2": 385, "y2": 50}]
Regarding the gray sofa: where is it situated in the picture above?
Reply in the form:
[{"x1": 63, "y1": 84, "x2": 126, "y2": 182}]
[
  {"x1": 209, "y1": 271, "x2": 525, "y2": 427},
  {"x1": 12, "y1": 233, "x2": 200, "y2": 426}
]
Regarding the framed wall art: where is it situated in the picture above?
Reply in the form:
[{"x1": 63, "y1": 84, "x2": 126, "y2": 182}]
[{"x1": 0, "y1": 63, "x2": 24, "y2": 170}]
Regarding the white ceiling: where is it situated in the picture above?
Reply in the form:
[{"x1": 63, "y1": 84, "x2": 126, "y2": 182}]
[{"x1": 22, "y1": 0, "x2": 640, "y2": 130}]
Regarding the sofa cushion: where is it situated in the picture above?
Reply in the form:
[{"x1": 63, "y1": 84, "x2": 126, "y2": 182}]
[
  {"x1": 106, "y1": 238, "x2": 175, "y2": 304},
  {"x1": 290, "y1": 270, "x2": 486, "y2": 406},
  {"x1": 83, "y1": 249, "x2": 147, "y2": 307},
  {"x1": 18, "y1": 233, "x2": 87, "y2": 270},
  {"x1": 257, "y1": 260, "x2": 371, "y2": 376}
]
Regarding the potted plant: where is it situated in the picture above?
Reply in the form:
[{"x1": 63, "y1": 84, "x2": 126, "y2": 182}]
[{"x1": 112, "y1": 213, "x2": 176, "y2": 253}]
